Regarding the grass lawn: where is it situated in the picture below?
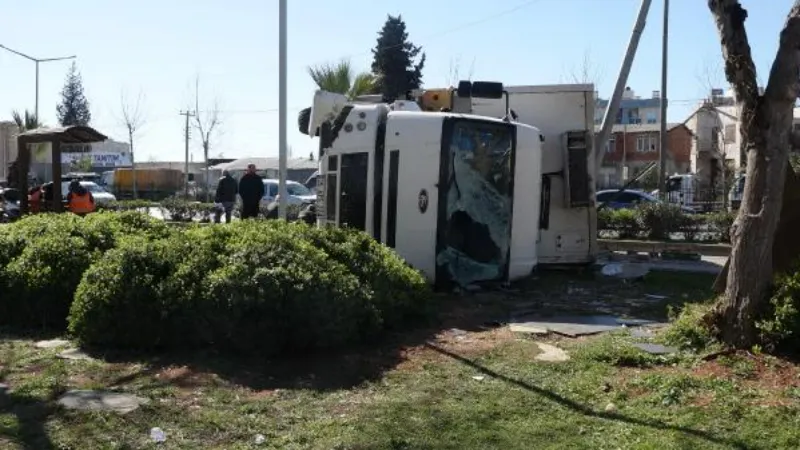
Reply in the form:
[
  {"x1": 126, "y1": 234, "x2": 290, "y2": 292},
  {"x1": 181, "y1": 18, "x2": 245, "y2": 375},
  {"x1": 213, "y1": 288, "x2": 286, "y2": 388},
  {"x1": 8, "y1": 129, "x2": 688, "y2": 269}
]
[{"x1": 2, "y1": 270, "x2": 800, "y2": 449}]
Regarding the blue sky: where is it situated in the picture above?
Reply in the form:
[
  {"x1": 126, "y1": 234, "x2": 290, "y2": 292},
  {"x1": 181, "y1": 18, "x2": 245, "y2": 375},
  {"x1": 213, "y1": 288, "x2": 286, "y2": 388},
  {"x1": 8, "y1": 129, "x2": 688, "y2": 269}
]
[{"x1": 0, "y1": 0, "x2": 794, "y2": 162}]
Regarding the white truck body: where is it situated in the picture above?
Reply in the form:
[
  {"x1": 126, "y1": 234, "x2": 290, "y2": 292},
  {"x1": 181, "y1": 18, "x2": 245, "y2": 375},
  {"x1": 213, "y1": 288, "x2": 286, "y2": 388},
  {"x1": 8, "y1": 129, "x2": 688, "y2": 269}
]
[
  {"x1": 308, "y1": 82, "x2": 596, "y2": 286},
  {"x1": 450, "y1": 85, "x2": 597, "y2": 265}
]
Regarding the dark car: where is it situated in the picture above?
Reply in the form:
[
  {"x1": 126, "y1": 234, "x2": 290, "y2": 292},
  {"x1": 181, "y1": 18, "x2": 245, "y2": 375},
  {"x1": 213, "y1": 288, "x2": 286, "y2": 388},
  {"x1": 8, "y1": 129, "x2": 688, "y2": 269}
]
[{"x1": 597, "y1": 189, "x2": 695, "y2": 213}]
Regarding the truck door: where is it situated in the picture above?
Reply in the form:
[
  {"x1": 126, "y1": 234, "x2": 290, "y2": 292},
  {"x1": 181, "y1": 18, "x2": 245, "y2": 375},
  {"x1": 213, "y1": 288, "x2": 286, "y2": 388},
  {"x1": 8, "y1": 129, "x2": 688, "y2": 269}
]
[{"x1": 436, "y1": 118, "x2": 516, "y2": 287}]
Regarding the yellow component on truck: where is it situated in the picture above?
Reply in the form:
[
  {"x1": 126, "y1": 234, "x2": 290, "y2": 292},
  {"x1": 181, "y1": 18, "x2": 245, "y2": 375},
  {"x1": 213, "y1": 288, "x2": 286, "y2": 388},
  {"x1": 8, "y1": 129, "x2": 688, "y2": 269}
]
[{"x1": 418, "y1": 88, "x2": 453, "y2": 111}]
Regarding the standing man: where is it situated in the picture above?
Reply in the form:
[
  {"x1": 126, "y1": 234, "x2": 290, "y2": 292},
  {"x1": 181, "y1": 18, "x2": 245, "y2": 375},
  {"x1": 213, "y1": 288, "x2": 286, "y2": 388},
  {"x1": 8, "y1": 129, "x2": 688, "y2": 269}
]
[
  {"x1": 238, "y1": 164, "x2": 264, "y2": 219},
  {"x1": 214, "y1": 170, "x2": 238, "y2": 223}
]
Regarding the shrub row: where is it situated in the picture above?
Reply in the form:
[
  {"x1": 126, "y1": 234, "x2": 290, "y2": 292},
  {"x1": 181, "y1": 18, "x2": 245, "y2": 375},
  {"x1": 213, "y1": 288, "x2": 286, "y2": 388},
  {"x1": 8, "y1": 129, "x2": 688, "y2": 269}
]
[
  {"x1": 101, "y1": 199, "x2": 304, "y2": 222},
  {"x1": 0, "y1": 212, "x2": 430, "y2": 356},
  {"x1": 598, "y1": 204, "x2": 735, "y2": 243}
]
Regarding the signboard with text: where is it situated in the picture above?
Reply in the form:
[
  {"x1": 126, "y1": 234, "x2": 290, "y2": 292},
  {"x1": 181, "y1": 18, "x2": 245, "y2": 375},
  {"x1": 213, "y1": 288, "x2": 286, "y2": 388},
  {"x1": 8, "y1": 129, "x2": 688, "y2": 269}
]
[{"x1": 61, "y1": 152, "x2": 132, "y2": 167}]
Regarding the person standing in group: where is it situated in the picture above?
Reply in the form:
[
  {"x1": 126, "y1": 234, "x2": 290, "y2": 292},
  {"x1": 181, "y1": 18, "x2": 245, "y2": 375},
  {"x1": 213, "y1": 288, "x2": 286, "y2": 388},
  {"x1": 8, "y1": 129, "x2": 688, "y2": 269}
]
[
  {"x1": 214, "y1": 170, "x2": 238, "y2": 223},
  {"x1": 238, "y1": 164, "x2": 264, "y2": 219}
]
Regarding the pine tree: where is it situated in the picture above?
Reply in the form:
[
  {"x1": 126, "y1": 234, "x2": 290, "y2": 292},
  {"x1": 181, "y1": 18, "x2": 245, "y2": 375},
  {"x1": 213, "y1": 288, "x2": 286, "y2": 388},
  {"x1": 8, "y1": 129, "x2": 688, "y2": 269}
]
[
  {"x1": 56, "y1": 62, "x2": 91, "y2": 126},
  {"x1": 370, "y1": 15, "x2": 426, "y2": 102}
]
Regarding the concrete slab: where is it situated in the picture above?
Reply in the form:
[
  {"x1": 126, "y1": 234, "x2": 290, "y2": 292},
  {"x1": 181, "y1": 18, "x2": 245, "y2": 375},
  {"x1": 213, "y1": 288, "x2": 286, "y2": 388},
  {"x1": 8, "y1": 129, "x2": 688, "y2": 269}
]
[
  {"x1": 57, "y1": 348, "x2": 94, "y2": 361},
  {"x1": 633, "y1": 343, "x2": 678, "y2": 355},
  {"x1": 534, "y1": 343, "x2": 570, "y2": 362},
  {"x1": 57, "y1": 390, "x2": 149, "y2": 414},
  {"x1": 34, "y1": 339, "x2": 70, "y2": 349},
  {"x1": 510, "y1": 314, "x2": 663, "y2": 337}
]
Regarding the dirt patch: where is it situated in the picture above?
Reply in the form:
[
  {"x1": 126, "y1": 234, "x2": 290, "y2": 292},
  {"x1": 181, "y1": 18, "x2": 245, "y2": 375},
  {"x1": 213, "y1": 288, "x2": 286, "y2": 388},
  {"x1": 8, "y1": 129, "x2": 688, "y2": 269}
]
[{"x1": 155, "y1": 365, "x2": 222, "y2": 389}]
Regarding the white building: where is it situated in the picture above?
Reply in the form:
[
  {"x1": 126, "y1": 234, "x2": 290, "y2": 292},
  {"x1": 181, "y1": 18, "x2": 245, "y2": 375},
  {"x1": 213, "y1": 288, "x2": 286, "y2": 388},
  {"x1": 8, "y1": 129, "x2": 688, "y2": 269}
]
[{"x1": 0, "y1": 121, "x2": 19, "y2": 181}]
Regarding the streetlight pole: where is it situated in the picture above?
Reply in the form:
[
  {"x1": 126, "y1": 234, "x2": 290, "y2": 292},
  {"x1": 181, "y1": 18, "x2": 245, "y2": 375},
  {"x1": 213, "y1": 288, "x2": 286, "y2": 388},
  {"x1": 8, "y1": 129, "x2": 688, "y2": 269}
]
[
  {"x1": 0, "y1": 44, "x2": 76, "y2": 121},
  {"x1": 277, "y1": 0, "x2": 288, "y2": 220}
]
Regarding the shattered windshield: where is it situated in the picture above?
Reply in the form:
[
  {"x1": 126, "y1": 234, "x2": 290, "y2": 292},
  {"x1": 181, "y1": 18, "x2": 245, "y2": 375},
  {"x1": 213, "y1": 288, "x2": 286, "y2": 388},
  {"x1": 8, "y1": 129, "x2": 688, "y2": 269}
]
[{"x1": 437, "y1": 119, "x2": 514, "y2": 287}]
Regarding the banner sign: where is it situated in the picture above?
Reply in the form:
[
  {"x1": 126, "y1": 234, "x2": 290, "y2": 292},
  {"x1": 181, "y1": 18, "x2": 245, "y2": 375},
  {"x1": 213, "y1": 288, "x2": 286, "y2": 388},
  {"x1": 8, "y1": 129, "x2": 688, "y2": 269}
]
[{"x1": 62, "y1": 152, "x2": 131, "y2": 167}]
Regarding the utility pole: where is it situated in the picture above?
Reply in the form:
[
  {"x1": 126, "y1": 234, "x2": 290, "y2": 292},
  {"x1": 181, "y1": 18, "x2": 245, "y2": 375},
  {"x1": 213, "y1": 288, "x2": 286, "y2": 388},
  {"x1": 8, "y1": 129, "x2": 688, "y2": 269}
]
[
  {"x1": 657, "y1": 0, "x2": 670, "y2": 195},
  {"x1": 595, "y1": 0, "x2": 652, "y2": 170},
  {"x1": 180, "y1": 110, "x2": 195, "y2": 198},
  {"x1": 278, "y1": 0, "x2": 288, "y2": 219}
]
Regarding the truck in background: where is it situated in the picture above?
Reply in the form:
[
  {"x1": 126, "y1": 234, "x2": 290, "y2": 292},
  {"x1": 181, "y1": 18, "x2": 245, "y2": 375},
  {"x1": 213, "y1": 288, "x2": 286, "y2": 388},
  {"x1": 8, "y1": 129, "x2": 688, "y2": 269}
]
[{"x1": 106, "y1": 168, "x2": 184, "y2": 200}]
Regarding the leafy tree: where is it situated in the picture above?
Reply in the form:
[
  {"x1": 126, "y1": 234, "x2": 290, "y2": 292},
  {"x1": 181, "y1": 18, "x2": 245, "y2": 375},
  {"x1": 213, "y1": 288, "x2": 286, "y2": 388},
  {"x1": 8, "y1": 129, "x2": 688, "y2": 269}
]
[
  {"x1": 11, "y1": 110, "x2": 40, "y2": 131},
  {"x1": 308, "y1": 60, "x2": 375, "y2": 99},
  {"x1": 56, "y1": 62, "x2": 91, "y2": 126},
  {"x1": 370, "y1": 15, "x2": 426, "y2": 102}
]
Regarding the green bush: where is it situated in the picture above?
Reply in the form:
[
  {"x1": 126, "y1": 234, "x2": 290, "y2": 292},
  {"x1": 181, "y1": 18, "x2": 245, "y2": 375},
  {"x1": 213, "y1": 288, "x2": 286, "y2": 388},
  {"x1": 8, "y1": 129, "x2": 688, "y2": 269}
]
[
  {"x1": 69, "y1": 238, "x2": 181, "y2": 349},
  {"x1": 96, "y1": 199, "x2": 159, "y2": 212},
  {"x1": 0, "y1": 212, "x2": 172, "y2": 329},
  {"x1": 636, "y1": 202, "x2": 683, "y2": 240},
  {"x1": 160, "y1": 198, "x2": 214, "y2": 222},
  {"x1": 68, "y1": 219, "x2": 428, "y2": 355},
  {"x1": 294, "y1": 225, "x2": 431, "y2": 328},
  {"x1": 757, "y1": 269, "x2": 800, "y2": 352},
  {"x1": 662, "y1": 303, "x2": 718, "y2": 352},
  {"x1": 708, "y1": 212, "x2": 735, "y2": 243},
  {"x1": 678, "y1": 214, "x2": 704, "y2": 242},
  {"x1": 3, "y1": 235, "x2": 95, "y2": 329}
]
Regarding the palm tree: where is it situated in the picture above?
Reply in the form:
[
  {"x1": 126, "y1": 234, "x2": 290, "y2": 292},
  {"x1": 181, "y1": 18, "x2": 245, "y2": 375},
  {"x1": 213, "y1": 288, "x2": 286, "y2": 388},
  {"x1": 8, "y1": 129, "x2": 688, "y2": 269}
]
[
  {"x1": 11, "y1": 109, "x2": 41, "y2": 132},
  {"x1": 307, "y1": 60, "x2": 375, "y2": 100},
  {"x1": 11, "y1": 109, "x2": 48, "y2": 164}
]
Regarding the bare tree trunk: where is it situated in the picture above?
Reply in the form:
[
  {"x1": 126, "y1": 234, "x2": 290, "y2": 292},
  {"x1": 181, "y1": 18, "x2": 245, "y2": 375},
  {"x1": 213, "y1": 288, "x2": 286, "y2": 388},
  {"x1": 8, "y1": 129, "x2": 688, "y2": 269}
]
[
  {"x1": 713, "y1": 168, "x2": 800, "y2": 293},
  {"x1": 707, "y1": 0, "x2": 800, "y2": 348}
]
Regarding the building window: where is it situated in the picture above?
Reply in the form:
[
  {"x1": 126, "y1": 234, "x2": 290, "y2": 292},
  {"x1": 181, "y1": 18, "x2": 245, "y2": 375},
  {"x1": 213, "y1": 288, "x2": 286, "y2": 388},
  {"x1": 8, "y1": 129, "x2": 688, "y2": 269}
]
[
  {"x1": 724, "y1": 124, "x2": 737, "y2": 144},
  {"x1": 711, "y1": 126, "x2": 720, "y2": 148},
  {"x1": 645, "y1": 111, "x2": 657, "y2": 124},
  {"x1": 605, "y1": 137, "x2": 616, "y2": 153},
  {"x1": 636, "y1": 134, "x2": 658, "y2": 152},
  {"x1": 627, "y1": 108, "x2": 641, "y2": 124}
]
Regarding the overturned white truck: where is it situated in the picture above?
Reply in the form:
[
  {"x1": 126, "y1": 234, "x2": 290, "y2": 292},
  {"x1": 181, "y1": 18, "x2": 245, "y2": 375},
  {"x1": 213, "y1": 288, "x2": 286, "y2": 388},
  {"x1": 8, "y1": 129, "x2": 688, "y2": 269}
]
[{"x1": 298, "y1": 82, "x2": 596, "y2": 288}]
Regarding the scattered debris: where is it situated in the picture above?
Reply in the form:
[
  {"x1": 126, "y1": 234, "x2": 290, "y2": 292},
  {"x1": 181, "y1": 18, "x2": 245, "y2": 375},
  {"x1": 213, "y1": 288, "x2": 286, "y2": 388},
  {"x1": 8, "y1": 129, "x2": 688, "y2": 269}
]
[
  {"x1": 57, "y1": 390, "x2": 149, "y2": 414},
  {"x1": 645, "y1": 294, "x2": 668, "y2": 300},
  {"x1": 472, "y1": 375, "x2": 485, "y2": 381},
  {"x1": 629, "y1": 328, "x2": 656, "y2": 339},
  {"x1": 534, "y1": 343, "x2": 570, "y2": 362},
  {"x1": 601, "y1": 263, "x2": 649, "y2": 280},
  {"x1": 34, "y1": 339, "x2": 70, "y2": 349},
  {"x1": 600, "y1": 382, "x2": 611, "y2": 393},
  {"x1": 604, "y1": 402, "x2": 617, "y2": 412},
  {"x1": 150, "y1": 427, "x2": 167, "y2": 443},
  {"x1": 254, "y1": 434, "x2": 266, "y2": 445},
  {"x1": 57, "y1": 348, "x2": 94, "y2": 361},
  {"x1": 449, "y1": 328, "x2": 468, "y2": 337},
  {"x1": 633, "y1": 343, "x2": 678, "y2": 355}
]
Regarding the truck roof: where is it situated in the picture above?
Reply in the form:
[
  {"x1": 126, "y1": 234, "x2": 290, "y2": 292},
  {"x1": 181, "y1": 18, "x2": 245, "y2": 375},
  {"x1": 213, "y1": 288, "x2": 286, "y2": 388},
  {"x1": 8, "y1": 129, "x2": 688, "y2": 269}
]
[{"x1": 388, "y1": 110, "x2": 542, "y2": 132}]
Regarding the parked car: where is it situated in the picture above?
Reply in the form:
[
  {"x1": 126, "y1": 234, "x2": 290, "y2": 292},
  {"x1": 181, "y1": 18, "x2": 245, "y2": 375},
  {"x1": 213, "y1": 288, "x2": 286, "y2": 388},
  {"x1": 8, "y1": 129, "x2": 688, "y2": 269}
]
[
  {"x1": 61, "y1": 181, "x2": 117, "y2": 207},
  {"x1": 260, "y1": 179, "x2": 317, "y2": 207},
  {"x1": 596, "y1": 189, "x2": 695, "y2": 213}
]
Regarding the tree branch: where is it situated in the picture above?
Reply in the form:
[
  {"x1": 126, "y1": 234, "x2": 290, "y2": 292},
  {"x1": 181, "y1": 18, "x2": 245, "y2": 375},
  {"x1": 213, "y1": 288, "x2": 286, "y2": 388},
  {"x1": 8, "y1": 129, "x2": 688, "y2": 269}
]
[
  {"x1": 763, "y1": 1, "x2": 800, "y2": 112},
  {"x1": 707, "y1": 0, "x2": 761, "y2": 120}
]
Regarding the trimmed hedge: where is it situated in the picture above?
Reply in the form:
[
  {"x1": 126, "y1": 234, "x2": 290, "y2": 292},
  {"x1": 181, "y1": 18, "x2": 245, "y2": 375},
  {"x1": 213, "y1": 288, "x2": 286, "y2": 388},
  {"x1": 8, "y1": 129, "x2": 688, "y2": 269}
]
[
  {"x1": 0, "y1": 211, "x2": 430, "y2": 356},
  {"x1": 598, "y1": 206, "x2": 735, "y2": 243},
  {"x1": 0, "y1": 212, "x2": 173, "y2": 329}
]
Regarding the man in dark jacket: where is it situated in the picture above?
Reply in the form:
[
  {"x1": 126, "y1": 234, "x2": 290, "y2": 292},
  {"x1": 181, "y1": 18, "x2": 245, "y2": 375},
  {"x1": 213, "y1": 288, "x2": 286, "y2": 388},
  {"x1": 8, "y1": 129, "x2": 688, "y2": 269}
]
[
  {"x1": 238, "y1": 164, "x2": 264, "y2": 219},
  {"x1": 214, "y1": 170, "x2": 238, "y2": 223}
]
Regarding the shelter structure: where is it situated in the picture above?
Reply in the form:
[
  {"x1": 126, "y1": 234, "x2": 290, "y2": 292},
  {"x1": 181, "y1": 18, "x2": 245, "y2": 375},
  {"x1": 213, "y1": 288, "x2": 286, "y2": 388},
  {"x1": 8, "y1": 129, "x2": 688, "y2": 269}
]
[{"x1": 16, "y1": 126, "x2": 108, "y2": 213}]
